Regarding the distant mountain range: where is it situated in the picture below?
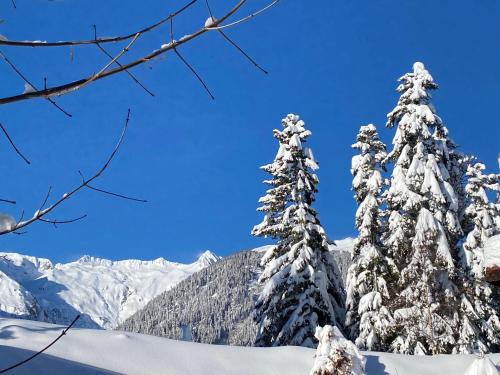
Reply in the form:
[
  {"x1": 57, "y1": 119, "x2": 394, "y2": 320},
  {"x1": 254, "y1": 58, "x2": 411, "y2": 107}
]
[
  {"x1": 0, "y1": 238, "x2": 355, "y2": 335},
  {"x1": 0, "y1": 250, "x2": 220, "y2": 328},
  {"x1": 119, "y1": 239, "x2": 354, "y2": 345}
]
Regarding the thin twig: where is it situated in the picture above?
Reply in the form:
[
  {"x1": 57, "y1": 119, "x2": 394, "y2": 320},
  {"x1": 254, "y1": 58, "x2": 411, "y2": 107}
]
[
  {"x1": 217, "y1": 30, "x2": 267, "y2": 74},
  {"x1": 0, "y1": 0, "x2": 247, "y2": 104},
  {"x1": 93, "y1": 25, "x2": 154, "y2": 97},
  {"x1": 0, "y1": 199, "x2": 16, "y2": 204},
  {"x1": 0, "y1": 315, "x2": 81, "y2": 374},
  {"x1": 0, "y1": 109, "x2": 131, "y2": 236},
  {"x1": 0, "y1": 122, "x2": 31, "y2": 164},
  {"x1": 17, "y1": 209, "x2": 25, "y2": 225},
  {"x1": 38, "y1": 186, "x2": 52, "y2": 212},
  {"x1": 77, "y1": 170, "x2": 145, "y2": 202},
  {"x1": 85, "y1": 185, "x2": 148, "y2": 203},
  {"x1": 174, "y1": 48, "x2": 214, "y2": 99},
  {"x1": 12, "y1": 210, "x2": 26, "y2": 235},
  {"x1": 171, "y1": 18, "x2": 215, "y2": 99},
  {"x1": 0, "y1": 0, "x2": 198, "y2": 47},
  {"x1": 10, "y1": 0, "x2": 16, "y2": 9},
  {"x1": 39, "y1": 215, "x2": 87, "y2": 225},
  {"x1": 0, "y1": 50, "x2": 72, "y2": 117},
  {"x1": 204, "y1": 0, "x2": 267, "y2": 74},
  {"x1": 71, "y1": 33, "x2": 140, "y2": 93}
]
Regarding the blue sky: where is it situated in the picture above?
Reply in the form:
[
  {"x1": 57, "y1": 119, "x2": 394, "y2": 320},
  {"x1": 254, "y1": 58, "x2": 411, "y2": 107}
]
[{"x1": 0, "y1": 1, "x2": 499, "y2": 263}]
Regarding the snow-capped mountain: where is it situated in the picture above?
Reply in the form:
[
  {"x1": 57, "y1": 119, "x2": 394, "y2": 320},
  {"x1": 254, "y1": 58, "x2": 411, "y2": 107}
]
[{"x1": 0, "y1": 250, "x2": 220, "y2": 329}]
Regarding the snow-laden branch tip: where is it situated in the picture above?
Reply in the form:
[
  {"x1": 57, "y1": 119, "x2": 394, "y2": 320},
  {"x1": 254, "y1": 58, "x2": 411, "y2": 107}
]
[{"x1": 205, "y1": 0, "x2": 280, "y2": 31}]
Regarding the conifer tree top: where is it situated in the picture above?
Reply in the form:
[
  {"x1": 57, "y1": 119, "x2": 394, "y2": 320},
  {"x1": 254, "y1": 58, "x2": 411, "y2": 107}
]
[{"x1": 386, "y1": 61, "x2": 441, "y2": 138}]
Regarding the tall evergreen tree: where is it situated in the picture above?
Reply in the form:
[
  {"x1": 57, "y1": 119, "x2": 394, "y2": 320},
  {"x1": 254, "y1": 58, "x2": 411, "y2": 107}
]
[
  {"x1": 252, "y1": 114, "x2": 345, "y2": 348},
  {"x1": 346, "y1": 124, "x2": 396, "y2": 351},
  {"x1": 455, "y1": 162, "x2": 500, "y2": 353},
  {"x1": 383, "y1": 62, "x2": 463, "y2": 355}
]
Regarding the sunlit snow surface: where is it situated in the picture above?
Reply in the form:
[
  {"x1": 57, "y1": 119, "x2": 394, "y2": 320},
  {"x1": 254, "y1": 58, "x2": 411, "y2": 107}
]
[
  {"x1": 0, "y1": 251, "x2": 219, "y2": 329},
  {"x1": 0, "y1": 319, "x2": 498, "y2": 375},
  {"x1": 485, "y1": 234, "x2": 500, "y2": 269}
]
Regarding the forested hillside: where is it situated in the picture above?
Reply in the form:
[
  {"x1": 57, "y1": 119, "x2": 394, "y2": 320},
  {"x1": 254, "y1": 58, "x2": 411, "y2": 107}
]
[{"x1": 120, "y1": 242, "x2": 352, "y2": 345}]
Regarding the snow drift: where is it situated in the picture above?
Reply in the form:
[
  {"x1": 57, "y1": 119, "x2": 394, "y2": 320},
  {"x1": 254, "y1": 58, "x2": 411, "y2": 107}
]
[{"x1": 0, "y1": 319, "x2": 498, "y2": 375}]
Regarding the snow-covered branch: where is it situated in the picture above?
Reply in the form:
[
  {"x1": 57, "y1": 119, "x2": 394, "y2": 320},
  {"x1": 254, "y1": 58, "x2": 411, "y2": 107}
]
[{"x1": 0, "y1": 0, "x2": 278, "y2": 105}]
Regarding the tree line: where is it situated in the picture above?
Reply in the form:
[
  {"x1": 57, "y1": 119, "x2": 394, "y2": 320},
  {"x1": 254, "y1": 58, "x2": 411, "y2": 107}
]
[{"x1": 252, "y1": 62, "x2": 500, "y2": 355}]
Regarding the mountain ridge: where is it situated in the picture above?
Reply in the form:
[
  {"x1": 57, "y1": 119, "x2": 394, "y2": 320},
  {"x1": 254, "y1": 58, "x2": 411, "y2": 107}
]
[{"x1": 0, "y1": 250, "x2": 219, "y2": 329}]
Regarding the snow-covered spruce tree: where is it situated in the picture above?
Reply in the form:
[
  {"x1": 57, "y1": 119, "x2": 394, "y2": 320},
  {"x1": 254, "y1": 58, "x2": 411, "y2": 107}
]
[
  {"x1": 252, "y1": 114, "x2": 345, "y2": 348},
  {"x1": 455, "y1": 162, "x2": 500, "y2": 353},
  {"x1": 310, "y1": 325, "x2": 366, "y2": 375},
  {"x1": 383, "y1": 62, "x2": 464, "y2": 355},
  {"x1": 462, "y1": 163, "x2": 500, "y2": 275},
  {"x1": 345, "y1": 124, "x2": 396, "y2": 351}
]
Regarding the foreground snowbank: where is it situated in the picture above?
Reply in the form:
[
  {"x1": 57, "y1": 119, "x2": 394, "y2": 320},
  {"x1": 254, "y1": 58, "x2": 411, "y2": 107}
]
[{"x1": 0, "y1": 319, "x2": 498, "y2": 375}]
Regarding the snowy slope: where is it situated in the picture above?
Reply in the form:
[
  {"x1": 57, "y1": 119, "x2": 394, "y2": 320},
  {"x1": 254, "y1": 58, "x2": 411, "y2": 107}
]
[
  {"x1": 0, "y1": 318, "x2": 498, "y2": 375},
  {"x1": 0, "y1": 251, "x2": 219, "y2": 329},
  {"x1": 0, "y1": 270, "x2": 40, "y2": 318}
]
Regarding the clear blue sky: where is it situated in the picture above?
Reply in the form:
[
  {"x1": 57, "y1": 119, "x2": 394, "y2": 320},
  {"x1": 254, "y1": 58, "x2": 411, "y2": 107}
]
[{"x1": 0, "y1": 1, "x2": 499, "y2": 263}]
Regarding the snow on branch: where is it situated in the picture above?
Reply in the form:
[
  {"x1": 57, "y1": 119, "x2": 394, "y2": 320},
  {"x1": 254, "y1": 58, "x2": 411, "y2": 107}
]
[
  {"x1": 205, "y1": 0, "x2": 280, "y2": 31},
  {"x1": 93, "y1": 25, "x2": 155, "y2": 97},
  {"x1": 0, "y1": 0, "x2": 277, "y2": 105},
  {"x1": 0, "y1": 50, "x2": 72, "y2": 117},
  {"x1": 0, "y1": 0, "x2": 198, "y2": 47}
]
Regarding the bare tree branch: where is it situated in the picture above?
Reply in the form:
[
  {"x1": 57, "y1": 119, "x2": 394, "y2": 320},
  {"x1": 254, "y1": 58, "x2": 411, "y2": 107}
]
[
  {"x1": 0, "y1": 109, "x2": 132, "y2": 236},
  {"x1": 170, "y1": 18, "x2": 214, "y2": 100},
  {"x1": 69, "y1": 33, "x2": 140, "y2": 94},
  {"x1": 85, "y1": 185, "x2": 148, "y2": 203},
  {"x1": 39, "y1": 215, "x2": 87, "y2": 225},
  {"x1": 38, "y1": 186, "x2": 52, "y2": 212},
  {"x1": 0, "y1": 50, "x2": 72, "y2": 116},
  {"x1": 77, "y1": 170, "x2": 146, "y2": 203},
  {"x1": 93, "y1": 25, "x2": 155, "y2": 97},
  {"x1": 217, "y1": 29, "x2": 268, "y2": 74},
  {"x1": 0, "y1": 121, "x2": 31, "y2": 164},
  {"x1": 0, "y1": 0, "x2": 247, "y2": 105},
  {"x1": 0, "y1": 199, "x2": 16, "y2": 204},
  {"x1": 0, "y1": 0, "x2": 198, "y2": 47},
  {"x1": 174, "y1": 48, "x2": 215, "y2": 99},
  {"x1": 206, "y1": 0, "x2": 280, "y2": 30}
]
